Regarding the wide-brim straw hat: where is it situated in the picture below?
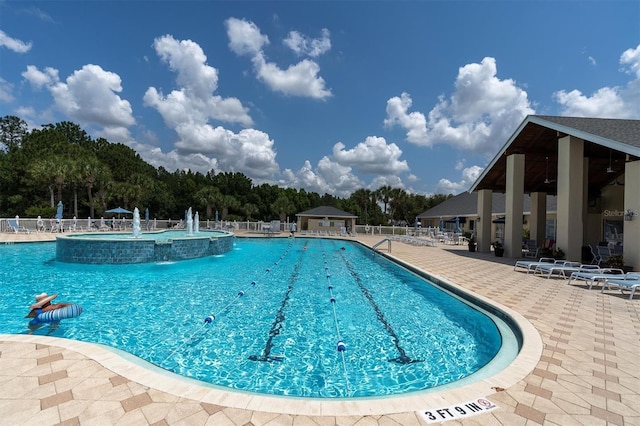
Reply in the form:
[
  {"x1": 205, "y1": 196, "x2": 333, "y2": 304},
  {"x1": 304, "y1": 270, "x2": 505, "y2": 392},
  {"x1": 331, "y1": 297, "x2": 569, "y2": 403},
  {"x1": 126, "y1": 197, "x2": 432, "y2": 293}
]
[{"x1": 30, "y1": 292, "x2": 58, "y2": 309}]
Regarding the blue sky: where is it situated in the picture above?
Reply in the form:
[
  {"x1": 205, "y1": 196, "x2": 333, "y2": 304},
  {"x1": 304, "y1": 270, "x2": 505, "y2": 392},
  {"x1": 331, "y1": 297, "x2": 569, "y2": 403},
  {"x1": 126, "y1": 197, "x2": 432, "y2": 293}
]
[{"x1": 1, "y1": 1, "x2": 639, "y2": 197}]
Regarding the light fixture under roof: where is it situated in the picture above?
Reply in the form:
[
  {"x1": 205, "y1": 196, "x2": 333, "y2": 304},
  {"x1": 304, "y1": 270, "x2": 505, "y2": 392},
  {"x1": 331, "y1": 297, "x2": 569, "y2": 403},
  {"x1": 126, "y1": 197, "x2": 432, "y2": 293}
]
[
  {"x1": 544, "y1": 156, "x2": 555, "y2": 184},
  {"x1": 607, "y1": 150, "x2": 616, "y2": 173}
]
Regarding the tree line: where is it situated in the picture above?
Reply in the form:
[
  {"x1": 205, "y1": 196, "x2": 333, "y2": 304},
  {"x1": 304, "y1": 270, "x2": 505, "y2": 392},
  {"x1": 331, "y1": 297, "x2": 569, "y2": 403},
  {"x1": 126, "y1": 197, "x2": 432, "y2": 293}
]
[{"x1": 0, "y1": 115, "x2": 451, "y2": 224}]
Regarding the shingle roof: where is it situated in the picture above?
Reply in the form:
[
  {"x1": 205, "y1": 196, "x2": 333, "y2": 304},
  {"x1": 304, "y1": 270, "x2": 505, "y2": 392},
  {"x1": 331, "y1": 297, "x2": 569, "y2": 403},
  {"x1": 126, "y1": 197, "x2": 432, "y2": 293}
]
[
  {"x1": 296, "y1": 206, "x2": 358, "y2": 218},
  {"x1": 417, "y1": 192, "x2": 557, "y2": 219},
  {"x1": 534, "y1": 116, "x2": 640, "y2": 149}
]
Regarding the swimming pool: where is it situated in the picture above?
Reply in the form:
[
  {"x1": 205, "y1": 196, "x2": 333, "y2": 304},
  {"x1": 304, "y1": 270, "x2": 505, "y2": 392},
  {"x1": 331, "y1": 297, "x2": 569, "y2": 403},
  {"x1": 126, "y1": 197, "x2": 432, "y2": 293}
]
[{"x1": 0, "y1": 237, "x2": 518, "y2": 398}]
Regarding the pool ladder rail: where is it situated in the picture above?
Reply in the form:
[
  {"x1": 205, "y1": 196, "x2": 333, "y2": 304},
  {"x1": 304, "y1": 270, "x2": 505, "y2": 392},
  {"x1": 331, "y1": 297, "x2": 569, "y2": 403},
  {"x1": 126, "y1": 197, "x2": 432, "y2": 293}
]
[{"x1": 372, "y1": 238, "x2": 391, "y2": 253}]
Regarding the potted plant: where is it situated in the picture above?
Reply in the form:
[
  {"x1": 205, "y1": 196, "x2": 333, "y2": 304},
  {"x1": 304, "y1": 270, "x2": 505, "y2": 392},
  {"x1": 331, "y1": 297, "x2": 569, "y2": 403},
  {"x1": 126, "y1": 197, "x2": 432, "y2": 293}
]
[
  {"x1": 552, "y1": 247, "x2": 565, "y2": 260},
  {"x1": 468, "y1": 235, "x2": 476, "y2": 252},
  {"x1": 604, "y1": 254, "x2": 624, "y2": 270},
  {"x1": 492, "y1": 241, "x2": 504, "y2": 257}
]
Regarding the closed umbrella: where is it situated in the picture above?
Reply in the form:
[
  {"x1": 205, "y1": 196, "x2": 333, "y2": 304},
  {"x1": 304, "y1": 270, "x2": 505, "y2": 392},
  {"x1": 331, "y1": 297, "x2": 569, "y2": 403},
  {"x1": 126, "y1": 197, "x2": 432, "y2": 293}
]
[{"x1": 55, "y1": 201, "x2": 63, "y2": 220}]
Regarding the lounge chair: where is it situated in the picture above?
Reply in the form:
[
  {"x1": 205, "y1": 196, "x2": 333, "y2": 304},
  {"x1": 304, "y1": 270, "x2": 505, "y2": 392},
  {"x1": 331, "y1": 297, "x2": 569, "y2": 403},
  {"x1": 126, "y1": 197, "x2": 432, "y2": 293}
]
[
  {"x1": 534, "y1": 262, "x2": 597, "y2": 279},
  {"x1": 567, "y1": 268, "x2": 625, "y2": 289},
  {"x1": 7, "y1": 218, "x2": 30, "y2": 234},
  {"x1": 514, "y1": 257, "x2": 557, "y2": 273},
  {"x1": 602, "y1": 274, "x2": 640, "y2": 299}
]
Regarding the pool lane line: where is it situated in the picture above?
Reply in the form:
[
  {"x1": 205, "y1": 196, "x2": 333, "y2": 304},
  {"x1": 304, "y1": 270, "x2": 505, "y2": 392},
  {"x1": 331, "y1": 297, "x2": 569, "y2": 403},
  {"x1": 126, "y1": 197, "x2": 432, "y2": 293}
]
[
  {"x1": 323, "y1": 248, "x2": 353, "y2": 396},
  {"x1": 157, "y1": 239, "x2": 296, "y2": 364},
  {"x1": 203, "y1": 238, "x2": 296, "y2": 325},
  {"x1": 337, "y1": 249, "x2": 424, "y2": 365},
  {"x1": 248, "y1": 240, "x2": 308, "y2": 362}
]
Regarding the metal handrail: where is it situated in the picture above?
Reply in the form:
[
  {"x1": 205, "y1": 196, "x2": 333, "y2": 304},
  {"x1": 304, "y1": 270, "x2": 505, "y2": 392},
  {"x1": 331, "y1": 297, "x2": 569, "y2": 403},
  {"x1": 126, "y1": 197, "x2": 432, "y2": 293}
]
[{"x1": 372, "y1": 238, "x2": 391, "y2": 253}]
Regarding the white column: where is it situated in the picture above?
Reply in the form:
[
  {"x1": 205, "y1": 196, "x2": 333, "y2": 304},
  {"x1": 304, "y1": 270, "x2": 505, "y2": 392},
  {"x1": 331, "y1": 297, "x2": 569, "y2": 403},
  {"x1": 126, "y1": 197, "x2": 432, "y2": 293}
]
[
  {"x1": 477, "y1": 189, "x2": 493, "y2": 252},
  {"x1": 556, "y1": 135, "x2": 584, "y2": 261},
  {"x1": 505, "y1": 154, "x2": 525, "y2": 257},
  {"x1": 624, "y1": 160, "x2": 640, "y2": 270}
]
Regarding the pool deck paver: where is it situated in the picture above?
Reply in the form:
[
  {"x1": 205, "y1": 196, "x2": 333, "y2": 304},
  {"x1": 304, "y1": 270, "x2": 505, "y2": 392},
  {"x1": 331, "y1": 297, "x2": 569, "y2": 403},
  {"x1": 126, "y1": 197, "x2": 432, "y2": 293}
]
[{"x1": 1, "y1": 231, "x2": 639, "y2": 425}]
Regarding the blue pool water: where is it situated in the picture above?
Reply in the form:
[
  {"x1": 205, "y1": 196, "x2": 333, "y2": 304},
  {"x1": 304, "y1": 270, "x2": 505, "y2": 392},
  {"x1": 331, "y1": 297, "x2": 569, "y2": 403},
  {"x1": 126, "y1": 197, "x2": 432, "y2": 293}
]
[{"x1": 0, "y1": 237, "x2": 511, "y2": 398}]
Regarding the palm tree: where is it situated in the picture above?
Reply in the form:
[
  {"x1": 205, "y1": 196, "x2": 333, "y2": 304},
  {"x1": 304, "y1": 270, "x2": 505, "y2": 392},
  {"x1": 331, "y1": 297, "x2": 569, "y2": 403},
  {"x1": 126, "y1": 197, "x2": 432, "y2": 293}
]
[
  {"x1": 351, "y1": 188, "x2": 373, "y2": 224},
  {"x1": 195, "y1": 186, "x2": 222, "y2": 219},
  {"x1": 220, "y1": 194, "x2": 240, "y2": 220},
  {"x1": 243, "y1": 203, "x2": 258, "y2": 221},
  {"x1": 271, "y1": 194, "x2": 295, "y2": 222},
  {"x1": 77, "y1": 157, "x2": 110, "y2": 218}
]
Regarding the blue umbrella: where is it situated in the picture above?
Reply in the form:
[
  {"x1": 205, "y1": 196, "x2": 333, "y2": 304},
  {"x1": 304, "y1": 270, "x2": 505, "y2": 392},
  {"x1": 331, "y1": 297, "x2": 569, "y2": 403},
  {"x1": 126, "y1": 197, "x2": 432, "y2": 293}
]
[
  {"x1": 145, "y1": 208, "x2": 149, "y2": 221},
  {"x1": 104, "y1": 207, "x2": 132, "y2": 219},
  {"x1": 455, "y1": 216, "x2": 461, "y2": 233},
  {"x1": 215, "y1": 210, "x2": 219, "y2": 222},
  {"x1": 55, "y1": 201, "x2": 63, "y2": 220},
  {"x1": 439, "y1": 216, "x2": 444, "y2": 231},
  {"x1": 105, "y1": 207, "x2": 132, "y2": 215}
]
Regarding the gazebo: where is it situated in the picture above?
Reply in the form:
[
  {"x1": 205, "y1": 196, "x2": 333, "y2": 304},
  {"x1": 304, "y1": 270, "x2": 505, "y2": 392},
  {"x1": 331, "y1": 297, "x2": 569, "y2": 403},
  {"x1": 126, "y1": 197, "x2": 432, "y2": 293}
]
[{"x1": 295, "y1": 206, "x2": 358, "y2": 233}]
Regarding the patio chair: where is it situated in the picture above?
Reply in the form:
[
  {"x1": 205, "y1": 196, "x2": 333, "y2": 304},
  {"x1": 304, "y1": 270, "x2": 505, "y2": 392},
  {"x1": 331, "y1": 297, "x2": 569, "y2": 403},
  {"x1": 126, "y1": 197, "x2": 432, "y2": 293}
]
[
  {"x1": 602, "y1": 274, "x2": 640, "y2": 300},
  {"x1": 567, "y1": 268, "x2": 625, "y2": 289},
  {"x1": 513, "y1": 257, "x2": 557, "y2": 273},
  {"x1": 590, "y1": 245, "x2": 611, "y2": 266},
  {"x1": 522, "y1": 240, "x2": 539, "y2": 258},
  {"x1": 534, "y1": 262, "x2": 596, "y2": 279}
]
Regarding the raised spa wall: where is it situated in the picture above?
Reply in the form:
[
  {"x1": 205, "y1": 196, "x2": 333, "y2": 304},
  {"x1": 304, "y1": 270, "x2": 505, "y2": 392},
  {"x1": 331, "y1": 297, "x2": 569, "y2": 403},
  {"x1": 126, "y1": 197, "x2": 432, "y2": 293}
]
[{"x1": 56, "y1": 232, "x2": 235, "y2": 264}]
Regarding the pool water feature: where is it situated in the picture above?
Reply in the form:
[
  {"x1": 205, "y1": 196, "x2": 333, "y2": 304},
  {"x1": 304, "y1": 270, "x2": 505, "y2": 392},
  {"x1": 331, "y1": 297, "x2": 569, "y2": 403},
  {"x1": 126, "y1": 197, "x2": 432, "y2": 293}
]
[
  {"x1": 56, "y1": 229, "x2": 233, "y2": 263},
  {"x1": 0, "y1": 238, "x2": 518, "y2": 398}
]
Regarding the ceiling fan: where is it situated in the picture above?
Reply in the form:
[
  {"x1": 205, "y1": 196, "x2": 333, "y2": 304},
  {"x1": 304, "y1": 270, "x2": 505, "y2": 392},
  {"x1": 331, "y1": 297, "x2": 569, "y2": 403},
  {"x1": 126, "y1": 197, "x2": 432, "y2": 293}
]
[
  {"x1": 609, "y1": 177, "x2": 624, "y2": 186},
  {"x1": 544, "y1": 157, "x2": 555, "y2": 184}
]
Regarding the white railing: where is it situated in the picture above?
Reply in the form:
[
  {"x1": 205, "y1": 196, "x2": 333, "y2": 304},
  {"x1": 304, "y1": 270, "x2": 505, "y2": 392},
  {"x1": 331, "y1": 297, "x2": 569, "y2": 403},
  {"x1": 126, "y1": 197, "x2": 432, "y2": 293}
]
[{"x1": 1, "y1": 217, "x2": 441, "y2": 237}]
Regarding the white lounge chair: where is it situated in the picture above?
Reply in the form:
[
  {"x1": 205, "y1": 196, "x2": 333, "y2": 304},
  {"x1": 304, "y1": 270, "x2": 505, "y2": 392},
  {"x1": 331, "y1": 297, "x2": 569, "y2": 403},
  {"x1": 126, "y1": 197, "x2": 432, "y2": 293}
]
[
  {"x1": 534, "y1": 262, "x2": 596, "y2": 279},
  {"x1": 602, "y1": 274, "x2": 640, "y2": 299},
  {"x1": 567, "y1": 268, "x2": 625, "y2": 289},
  {"x1": 514, "y1": 257, "x2": 557, "y2": 273}
]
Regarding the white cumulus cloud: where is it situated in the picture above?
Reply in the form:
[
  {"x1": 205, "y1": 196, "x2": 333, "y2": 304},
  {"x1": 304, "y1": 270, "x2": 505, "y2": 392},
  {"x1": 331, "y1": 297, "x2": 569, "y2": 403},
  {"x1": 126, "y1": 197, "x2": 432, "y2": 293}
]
[
  {"x1": 226, "y1": 17, "x2": 331, "y2": 99},
  {"x1": 436, "y1": 165, "x2": 484, "y2": 194},
  {"x1": 0, "y1": 30, "x2": 32, "y2": 53},
  {"x1": 553, "y1": 43, "x2": 640, "y2": 118},
  {"x1": 283, "y1": 28, "x2": 331, "y2": 57},
  {"x1": 145, "y1": 35, "x2": 253, "y2": 127},
  {"x1": 22, "y1": 64, "x2": 135, "y2": 141},
  {"x1": 332, "y1": 136, "x2": 409, "y2": 175},
  {"x1": 385, "y1": 57, "x2": 534, "y2": 156}
]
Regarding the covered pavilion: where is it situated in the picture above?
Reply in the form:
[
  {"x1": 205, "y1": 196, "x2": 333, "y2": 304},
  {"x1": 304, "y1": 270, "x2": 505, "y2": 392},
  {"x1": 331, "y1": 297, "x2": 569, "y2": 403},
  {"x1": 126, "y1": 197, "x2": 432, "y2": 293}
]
[{"x1": 470, "y1": 115, "x2": 640, "y2": 269}]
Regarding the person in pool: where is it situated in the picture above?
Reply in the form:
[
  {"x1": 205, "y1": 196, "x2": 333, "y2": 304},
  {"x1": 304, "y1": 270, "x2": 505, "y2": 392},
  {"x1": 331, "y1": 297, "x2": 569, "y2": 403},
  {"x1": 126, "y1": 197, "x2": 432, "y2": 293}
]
[{"x1": 26, "y1": 293, "x2": 72, "y2": 319}]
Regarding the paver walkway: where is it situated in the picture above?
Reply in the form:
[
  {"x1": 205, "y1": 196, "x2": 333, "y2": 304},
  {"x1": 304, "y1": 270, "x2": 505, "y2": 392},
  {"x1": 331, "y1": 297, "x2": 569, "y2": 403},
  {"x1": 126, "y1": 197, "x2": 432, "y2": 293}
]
[{"x1": 1, "y1": 232, "x2": 639, "y2": 425}]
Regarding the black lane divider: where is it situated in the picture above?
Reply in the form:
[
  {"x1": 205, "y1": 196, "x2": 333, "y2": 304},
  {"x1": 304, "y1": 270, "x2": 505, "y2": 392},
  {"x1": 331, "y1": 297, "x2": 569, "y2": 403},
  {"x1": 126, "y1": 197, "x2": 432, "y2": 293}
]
[
  {"x1": 338, "y1": 250, "x2": 423, "y2": 365},
  {"x1": 248, "y1": 241, "x2": 307, "y2": 362}
]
